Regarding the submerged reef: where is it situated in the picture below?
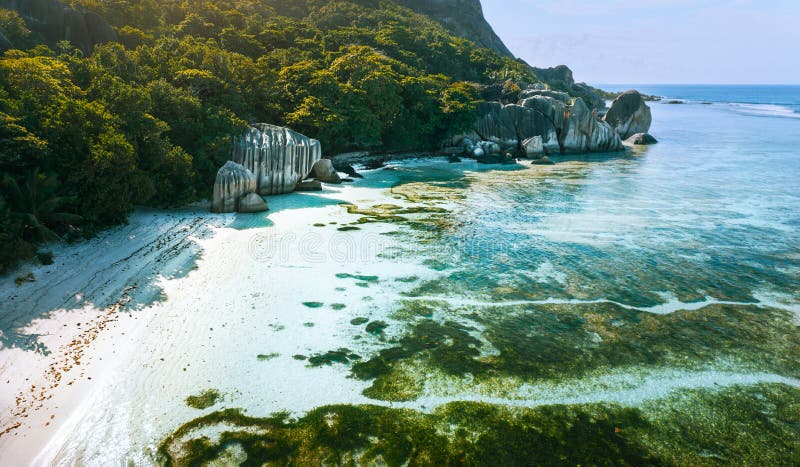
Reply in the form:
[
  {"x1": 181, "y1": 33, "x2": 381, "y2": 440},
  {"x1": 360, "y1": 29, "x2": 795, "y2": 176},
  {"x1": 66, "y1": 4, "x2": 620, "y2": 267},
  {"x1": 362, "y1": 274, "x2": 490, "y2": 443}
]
[
  {"x1": 160, "y1": 384, "x2": 800, "y2": 466},
  {"x1": 347, "y1": 302, "x2": 800, "y2": 401}
]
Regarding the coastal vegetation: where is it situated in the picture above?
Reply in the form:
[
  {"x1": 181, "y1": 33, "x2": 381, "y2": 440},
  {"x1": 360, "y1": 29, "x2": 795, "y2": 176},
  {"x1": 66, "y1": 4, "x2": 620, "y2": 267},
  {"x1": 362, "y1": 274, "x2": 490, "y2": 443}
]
[{"x1": 0, "y1": 0, "x2": 536, "y2": 272}]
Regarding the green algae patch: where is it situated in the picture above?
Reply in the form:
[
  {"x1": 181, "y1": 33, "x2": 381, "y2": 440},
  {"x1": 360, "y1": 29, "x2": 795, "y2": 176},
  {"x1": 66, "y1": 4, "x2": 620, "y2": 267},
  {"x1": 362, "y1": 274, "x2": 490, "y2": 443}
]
[
  {"x1": 307, "y1": 348, "x2": 362, "y2": 367},
  {"x1": 336, "y1": 273, "x2": 379, "y2": 283},
  {"x1": 352, "y1": 319, "x2": 482, "y2": 400},
  {"x1": 365, "y1": 320, "x2": 389, "y2": 336},
  {"x1": 302, "y1": 302, "x2": 324, "y2": 309},
  {"x1": 331, "y1": 303, "x2": 347, "y2": 311},
  {"x1": 639, "y1": 383, "x2": 800, "y2": 465},
  {"x1": 389, "y1": 300, "x2": 440, "y2": 320},
  {"x1": 292, "y1": 355, "x2": 307, "y2": 361},
  {"x1": 184, "y1": 389, "x2": 221, "y2": 410},
  {"x1": 159, "y1": 402, "x2": 653, "y2": 466},
  {"x1": 339, "y1": 199, "x2": 456, "y2": 235},
  {"x1": 395, "y1": 275, "x2": 419, "y2": 283},
  {"x1": 390, "y1": 181, "x2": 467, "y2": 203},
  {"x1": 348, "y1": 303, "x2": 800, "y2": 401},
  {"x1": 350, "y1": 317, "x2": 369, "y2": 326},
  {"x1": 160, "y1": 383, "x2": 800, "y2": 466},
  {"x1": 337, "y1": 226, "x2": 361, "y2": 232},
  {"x1": 257, "y1": 353, "x2": 279, "y2": 361}
]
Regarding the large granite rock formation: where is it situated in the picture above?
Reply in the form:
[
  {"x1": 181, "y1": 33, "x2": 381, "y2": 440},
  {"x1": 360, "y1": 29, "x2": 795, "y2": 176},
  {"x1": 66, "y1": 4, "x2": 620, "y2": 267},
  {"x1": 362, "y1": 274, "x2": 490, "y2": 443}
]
[
  {"x1": 395, "y1": 0, "x2": 512, "y2": 56},
  {"x1": 0, "y1": 0, "x2": 117, "y2": 53},
  {"x1": 560, "y1": 98, "x2": 622, "y2": 153},
  {"x1": 604, "y1": 90, "x2": 652, "y2": 140},
  {"x1": 231, "y1": 124, "x2": 322, "y2": 196},
  {"x1": 211, "y1": 161, "x2": 257, "y2": 213},
  {"x1": 532, "y1": 65, "x2": 607, "y2": 110},
  {"x1": 472, "y1": 92, "x2": 622, "y2": 155}
]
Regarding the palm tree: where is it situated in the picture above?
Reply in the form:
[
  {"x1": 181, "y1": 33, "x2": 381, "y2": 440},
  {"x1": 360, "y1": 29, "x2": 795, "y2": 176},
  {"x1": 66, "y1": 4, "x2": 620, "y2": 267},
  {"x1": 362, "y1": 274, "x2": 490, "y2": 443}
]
[{"x1": 1, "y1": 170, "x2": 82, "y2": 242}]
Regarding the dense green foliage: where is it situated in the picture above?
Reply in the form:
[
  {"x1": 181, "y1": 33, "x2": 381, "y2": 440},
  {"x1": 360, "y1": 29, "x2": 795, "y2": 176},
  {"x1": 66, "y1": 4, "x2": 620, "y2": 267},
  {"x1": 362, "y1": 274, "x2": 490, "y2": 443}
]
[{"x1": 0, "y1": 0, "x2": 536, "y2": 272}]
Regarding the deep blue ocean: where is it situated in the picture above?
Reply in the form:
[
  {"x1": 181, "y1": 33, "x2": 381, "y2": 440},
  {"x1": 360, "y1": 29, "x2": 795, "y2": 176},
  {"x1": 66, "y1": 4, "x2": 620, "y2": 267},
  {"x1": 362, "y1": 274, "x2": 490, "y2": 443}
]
[{"x1": 600, "y1": 84, "x2": 800, "y2": 119}]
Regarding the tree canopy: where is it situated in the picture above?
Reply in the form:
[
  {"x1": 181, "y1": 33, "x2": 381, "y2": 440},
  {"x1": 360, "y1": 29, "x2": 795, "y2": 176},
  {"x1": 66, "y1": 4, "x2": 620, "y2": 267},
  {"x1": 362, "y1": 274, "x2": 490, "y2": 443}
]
[{"x1": 0, "y1": 0, "x2": 538, "y2": 272}]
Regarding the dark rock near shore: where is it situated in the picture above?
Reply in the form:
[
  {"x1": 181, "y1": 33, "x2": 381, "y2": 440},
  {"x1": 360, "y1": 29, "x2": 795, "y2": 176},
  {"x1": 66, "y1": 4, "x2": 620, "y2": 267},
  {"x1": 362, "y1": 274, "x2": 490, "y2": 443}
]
[
  {"x1": 603, "y1": 91, "x2": 652, "y2": 140},
  {"x1": 532, "y1": 156, "x2": 555, "y2": 165},
  {"x1": 211, "y1": 161, "x2": 257, "y2": 213},
  {"x1": 295, "y1": 180, "x2": 323, "y2": 192},
  {"x1": 311, "y1": 159, "x2": 342, "y2": 184},
  {"x1": 624, "y1": 133, "x2": 658, "y2": 145},
  {"x1": 333, "y1": 162, "x2": 363, "y2": 179},
  {"x1": 238, "y1": 193, "x2": 268, "y2": 213}
]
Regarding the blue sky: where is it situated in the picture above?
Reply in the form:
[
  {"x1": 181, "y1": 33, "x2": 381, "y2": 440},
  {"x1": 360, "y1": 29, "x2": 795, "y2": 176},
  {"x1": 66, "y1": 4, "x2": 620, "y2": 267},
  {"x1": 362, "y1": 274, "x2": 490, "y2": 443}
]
[{"x1": 481, "y1": 0, "x2": 800, "y2": 85}]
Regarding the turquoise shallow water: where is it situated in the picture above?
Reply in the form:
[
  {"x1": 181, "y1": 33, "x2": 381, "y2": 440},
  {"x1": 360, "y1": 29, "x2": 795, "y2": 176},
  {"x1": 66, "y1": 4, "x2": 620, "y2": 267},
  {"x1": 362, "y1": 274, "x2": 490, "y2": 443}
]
[
  {"x1": 153, "y1": 88, "x2": 800, "y2": 463},
  {"x1": 407, "y1": 90, "x2": 800, "y2": 307}
]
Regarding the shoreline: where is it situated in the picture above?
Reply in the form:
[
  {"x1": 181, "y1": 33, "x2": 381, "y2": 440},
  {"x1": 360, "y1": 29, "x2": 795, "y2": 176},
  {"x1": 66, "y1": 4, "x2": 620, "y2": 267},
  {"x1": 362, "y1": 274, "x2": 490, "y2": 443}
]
[{"x1": 1, "y1": 143, "x2": 799, "y2": 463}]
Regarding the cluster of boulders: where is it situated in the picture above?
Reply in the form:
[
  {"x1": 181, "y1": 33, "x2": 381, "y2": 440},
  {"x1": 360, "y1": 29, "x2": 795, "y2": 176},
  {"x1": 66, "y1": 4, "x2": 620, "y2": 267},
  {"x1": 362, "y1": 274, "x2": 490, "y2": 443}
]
[
  {"x1": 0, "y1": 0, "x2": 117, "y2": 53},
  {"x1": 458, "y1": 88, "x2": 656, "y2": 164},
  {"x1": 212, "y1": 124, "x2": 354, "y2": 213}
]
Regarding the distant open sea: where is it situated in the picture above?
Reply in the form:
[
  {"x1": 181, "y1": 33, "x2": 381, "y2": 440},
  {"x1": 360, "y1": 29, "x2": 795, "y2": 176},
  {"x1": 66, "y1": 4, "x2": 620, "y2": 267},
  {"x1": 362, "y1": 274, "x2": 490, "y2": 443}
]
[{"x1": 598, "y1": 84, "x2": 800, "y2": 119}]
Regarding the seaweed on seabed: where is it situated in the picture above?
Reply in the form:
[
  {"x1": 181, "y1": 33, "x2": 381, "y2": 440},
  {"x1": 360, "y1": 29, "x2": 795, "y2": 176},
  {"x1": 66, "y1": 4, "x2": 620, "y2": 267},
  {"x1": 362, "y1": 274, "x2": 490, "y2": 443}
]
[
  {"x1": 184, "y1": 389, "x2": 221, "y2": 410},
  {"x1": 158, "y1": 402, "x2": 659, "y2": 466},
  {"x1": 307, "y1": 348, "x2": 361, "y2": 367},
  {"x1": 160, "y1": 384, "x2": 800, "y2": 466}
]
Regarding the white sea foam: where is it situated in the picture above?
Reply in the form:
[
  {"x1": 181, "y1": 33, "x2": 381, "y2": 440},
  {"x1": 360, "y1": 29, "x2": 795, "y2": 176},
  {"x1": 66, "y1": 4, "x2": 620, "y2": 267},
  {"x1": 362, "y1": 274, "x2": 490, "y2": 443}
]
[
  {"x1": 402, "y1": 293, "x2": 796, "y2": 316},
  {"x1": 725, "y1": 102, "x2": 800, "y2": 119}
]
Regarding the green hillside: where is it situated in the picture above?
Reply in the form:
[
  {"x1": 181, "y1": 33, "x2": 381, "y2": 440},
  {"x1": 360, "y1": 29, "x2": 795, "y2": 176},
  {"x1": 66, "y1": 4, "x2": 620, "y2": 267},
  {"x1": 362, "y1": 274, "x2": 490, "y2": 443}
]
[{"x1": 0, "y1": 0, "x2": 536, "y2": 272}]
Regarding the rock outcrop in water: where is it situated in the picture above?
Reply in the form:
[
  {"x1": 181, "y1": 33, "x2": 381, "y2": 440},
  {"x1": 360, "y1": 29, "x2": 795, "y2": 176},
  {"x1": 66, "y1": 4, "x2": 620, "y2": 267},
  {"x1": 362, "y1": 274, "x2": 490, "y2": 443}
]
[
  {"x1": 624, "y1": 133, "x2": 658, "y2": 146},
  {"x1": 471, "y1": 90, "x2": 623, "y2": 155},
  {"x1": 603, "y1": 91, "x2": 652, "y2": 140},
  {"x1": 231, "y1": 124, "x2": 322, "y2": 196},
  {"x1": 0, "y1": 0, "x2": 117, "y2": 53},
  {"x1": 211, "y1": 161, "x2": 258, "y2": 213}
]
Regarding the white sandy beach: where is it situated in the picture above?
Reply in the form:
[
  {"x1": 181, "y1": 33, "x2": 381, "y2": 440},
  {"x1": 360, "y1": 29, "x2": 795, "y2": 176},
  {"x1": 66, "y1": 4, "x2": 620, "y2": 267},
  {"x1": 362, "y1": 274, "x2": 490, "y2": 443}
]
[
  {"x1": 2, "y1": 159, "x2": 799, "y2": 465},
  {"x1": 0, "y1": 176, "x2": 427, "y2": 464}
]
